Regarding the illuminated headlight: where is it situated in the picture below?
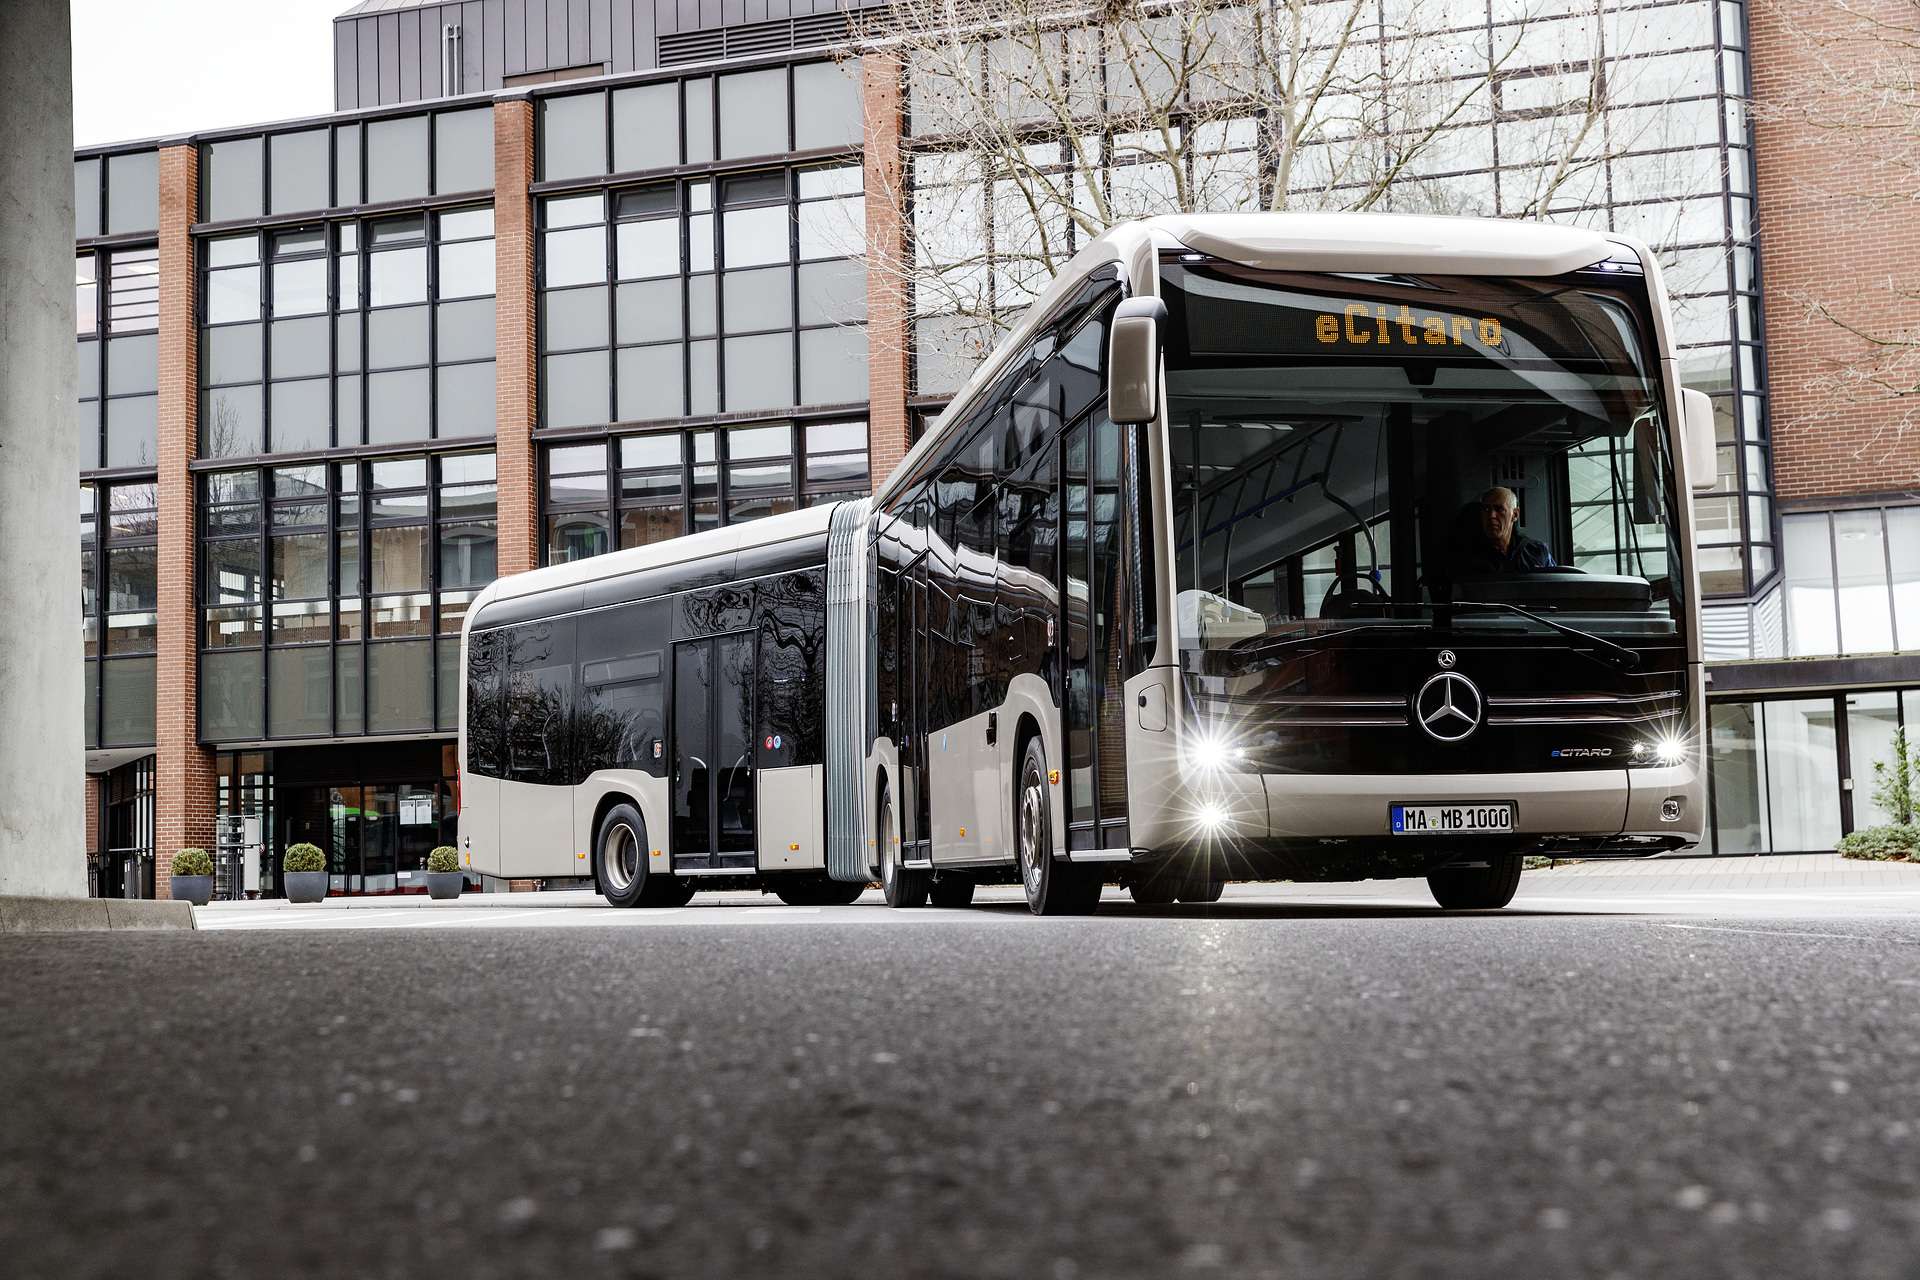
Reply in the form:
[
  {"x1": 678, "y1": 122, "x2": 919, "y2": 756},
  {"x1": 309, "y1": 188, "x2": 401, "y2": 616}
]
[
  {"x1": 1189, "y1": 736, "x2": 1243, "y2": 771},
  {"x1": 1656, "y1": 738, "x2": 1686, "y2": 765},
  {"x1": 1197, "y1": 803, "x2": 1228, "y2": 830}
]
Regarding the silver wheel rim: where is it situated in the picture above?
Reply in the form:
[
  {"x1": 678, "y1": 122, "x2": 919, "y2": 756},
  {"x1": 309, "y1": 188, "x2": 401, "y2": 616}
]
[
  {"x1": 1019, "y1": 761, "x2": 1046, "y2": 901},
  {"x1": 603, "y1": 822, "x2": 640, "y2": 894},
  {"x1": 879, "y1": 794, "x2": 896, "y2": 893}
]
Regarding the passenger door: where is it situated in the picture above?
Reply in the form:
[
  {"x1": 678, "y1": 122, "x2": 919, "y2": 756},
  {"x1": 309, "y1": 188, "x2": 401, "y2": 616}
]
[
  {"x1": 672, "y1": 633, "x2": 756, "y2": 875},
  {"x1": 1061, "y1": 417, "x2": 1131, "y2": 853}
]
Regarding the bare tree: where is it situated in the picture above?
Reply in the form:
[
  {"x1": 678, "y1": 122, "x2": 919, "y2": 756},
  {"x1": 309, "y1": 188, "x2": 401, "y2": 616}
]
[
  {"x1": 1754, "y1": 0, "x2": 1920, "y2": 450},
  {"x1": 856, "y1": 0, "x2": 1699, "y2": 389}
]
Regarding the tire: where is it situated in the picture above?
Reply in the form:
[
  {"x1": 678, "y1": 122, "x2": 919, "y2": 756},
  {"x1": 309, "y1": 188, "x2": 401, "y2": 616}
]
[
  {"x1": 929, "y1": 876, "x2": 975, "y2": 908},
  {"x1": 774, "y1": 874, "x2": 868, "y2": 906},
  {"x1": 1177, "y1": 877, "x2": 1226, "y2": 904},
  {"x1": 1016, "y1": 739, "x2": 1101, "y2": 916},
  {"x1": 1128, "y1": 875, "x2": 1181, "y2": 906},
  {"x1": 878, "y1": 783, "x2": 929, "y2": 908},
  {"x1": 1427, "y1": 855, "x2": 1524, "y2": 910},
  {"x1": 594, "y1": 803, "x2": 651, "y2": 908}
]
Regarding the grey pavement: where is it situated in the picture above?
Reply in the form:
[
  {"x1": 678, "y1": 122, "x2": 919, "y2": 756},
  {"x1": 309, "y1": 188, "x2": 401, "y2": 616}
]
[{"x1": 8, "y1": 854, "x2": 1920, "y2": 1277}]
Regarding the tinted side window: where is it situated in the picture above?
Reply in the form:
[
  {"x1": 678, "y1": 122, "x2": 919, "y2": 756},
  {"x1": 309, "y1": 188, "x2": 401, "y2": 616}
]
[
  {"x1": 757, "y1": 568, "x2": 827, "y2": 768},
  {"x1": 465, "y1": 628, "x2": 507, "y2": 778},
  {"x1": 504, "y1": 618, "x2": 575, "y2": 786},
  {"x1": 578, "y1": 600, "x2": 670, "y2": 777}
]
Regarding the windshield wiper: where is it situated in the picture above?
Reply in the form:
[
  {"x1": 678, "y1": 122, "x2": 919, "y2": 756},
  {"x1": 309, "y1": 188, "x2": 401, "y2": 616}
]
[{"x1": 1446, "y1": 600, "x2": 1640, "y2": 671}]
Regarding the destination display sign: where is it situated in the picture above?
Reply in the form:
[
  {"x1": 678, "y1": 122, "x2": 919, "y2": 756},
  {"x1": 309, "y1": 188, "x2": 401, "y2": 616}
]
[{"x1": 1315, "y1": 304, "x2": 1504, "y2": 349}]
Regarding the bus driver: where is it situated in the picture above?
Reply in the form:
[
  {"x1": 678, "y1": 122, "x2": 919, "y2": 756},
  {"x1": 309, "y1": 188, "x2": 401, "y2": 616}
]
[{"x1": 1449, "y1": 486, "x2": 1557, "y2": 577}]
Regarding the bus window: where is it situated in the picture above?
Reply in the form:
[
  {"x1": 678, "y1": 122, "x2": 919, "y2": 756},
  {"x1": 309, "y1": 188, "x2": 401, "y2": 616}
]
[
  {"x1": 578, "y1": 600, "x2": 670, "y2": 776},
  {"x1": 756, "y1": 569, "x2": 827, "y2": 770},
  {"x1": 464, "y1": 628, "x2": 507, "y2": 778},
  {"x1": 504, "y1": 620, "x2": 575, "y2": 786}
]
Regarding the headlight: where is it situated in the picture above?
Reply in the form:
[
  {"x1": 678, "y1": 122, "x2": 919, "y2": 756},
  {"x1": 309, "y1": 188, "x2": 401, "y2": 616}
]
[
  {"x1": 1196, "y1": 803, "x2": 1227, "y2": 829},
  {"x1": 1656, "y1": 737, "x2": 1686, "y2": 765},
  {"x1": 1189, "y1": 735, "x2": 1243, "y2": 771}
]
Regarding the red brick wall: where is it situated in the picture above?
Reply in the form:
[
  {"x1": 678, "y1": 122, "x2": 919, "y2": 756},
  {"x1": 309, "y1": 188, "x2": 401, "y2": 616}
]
[
  {"x1": 495, "y1": 99, "x2": 539, "y2": 576},
  {"x1": 153, "y1": 143, "x2": 217, "y2": 898},
  {"x1": 864, "y1": 53, "x2": 912, "y2": 490},
  {"x1": 84, "y1": 774, "x2": 100, "y2": 857},
  {"x1": 1751, "y1": 0, "x2": 1920, "y2": 500}
]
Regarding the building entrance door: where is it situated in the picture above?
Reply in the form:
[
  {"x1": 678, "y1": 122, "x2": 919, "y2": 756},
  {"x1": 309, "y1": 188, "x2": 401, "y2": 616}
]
[{"x1": 672, "y1": 633, "x2": 756, "y2": 874}]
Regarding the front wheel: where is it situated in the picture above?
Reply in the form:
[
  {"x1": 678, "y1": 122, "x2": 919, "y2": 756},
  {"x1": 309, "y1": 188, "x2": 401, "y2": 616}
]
[
  {"x1": 595, "y1": 804, "x2": 650, "y2": 908},
  {"x1": 1016, "y1": 740, "x2": 1100, "y2": 916},
  {"x1": 1427, "y1": 855, "x2": 1523, "y2": 910}
]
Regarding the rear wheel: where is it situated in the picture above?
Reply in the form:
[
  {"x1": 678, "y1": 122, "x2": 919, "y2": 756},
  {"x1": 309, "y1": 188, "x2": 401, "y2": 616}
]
[
  {"x1": 878, "y1": 783, "x2": 929, "y2": 908},
  {"x1": 1016, "y1": 740, "x2": 1100, "y2": 916},
  {"x1": 1427, "y1": 855, "x2": 1524, "y2": 910},
  {"x1": 929, "y1": 876, "x2": 975, "y2": 908}
]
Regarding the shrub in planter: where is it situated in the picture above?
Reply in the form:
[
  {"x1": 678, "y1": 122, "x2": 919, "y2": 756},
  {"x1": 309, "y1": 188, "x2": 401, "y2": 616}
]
[
  {"x1": 171, "y1": 848, "x2": 215, "y2": 905},
  {"x1": 425, "y1": 845, "x2": 464, "y2": 900},
  {"x1": 1838, "y1": 825, "x2": 1920, "y2": 861},
  {"x1": 283, "y1": 842, "x2": 329, "y2": 902}
]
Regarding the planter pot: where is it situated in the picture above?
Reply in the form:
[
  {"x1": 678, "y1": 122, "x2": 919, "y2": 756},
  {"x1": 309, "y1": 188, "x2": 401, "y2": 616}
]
[
  {"x1": 283, "y1": 870, "x2": 329, "y2": 903},
  {"x1": 171, "y1": 875, "x2": 213, "y2": 906},
  {"x1": 426, "y1": 871, "x2": 465, "y2": 900}
]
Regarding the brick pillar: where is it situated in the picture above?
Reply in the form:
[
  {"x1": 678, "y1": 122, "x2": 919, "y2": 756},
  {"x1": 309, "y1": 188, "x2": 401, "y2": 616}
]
[
  {"x1": 154, "y1": 143, "x2": 217, "y2": 898},
  {"x1": 84, "y1": 774, "x2": 100, "y2": 853},
  {"x1": 863, "y1": 53, "x2": 912, "y2": 489},
  {"x1": 495, "y1": 99, "x2": 539, "y2": 576}
]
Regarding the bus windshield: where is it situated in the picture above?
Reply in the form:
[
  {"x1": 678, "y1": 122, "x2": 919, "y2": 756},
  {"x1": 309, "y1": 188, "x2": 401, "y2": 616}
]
[{"x1": 1161, "y1": 261, "x2": 1683, "y2": 660}]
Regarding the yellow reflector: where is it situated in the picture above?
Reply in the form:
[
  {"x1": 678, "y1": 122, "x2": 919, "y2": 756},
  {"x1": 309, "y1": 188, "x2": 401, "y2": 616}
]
[{"x1": 789, "y1": 843, "x2": 799, "y2": 850}]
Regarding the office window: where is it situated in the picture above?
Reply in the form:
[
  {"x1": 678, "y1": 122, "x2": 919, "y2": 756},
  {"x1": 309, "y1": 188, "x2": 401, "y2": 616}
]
[
  {"x1": 76, "y1": 249, "x2": 160, "y2": 471},
  {"x1": 95, "y1": 150, "x2": 158, "y2": 236},
  {"x1": 198, "y1": 450, "x2": 496, "y2": 741},
  {"x1": 534, "y1": 60, "x2": 859, "y2": 182},
  {"x1": 1781, "y1": 506, "x2": 1920, "y2": 658},
  {"x1": 200, "y1": 205, "x2": 494, "y2": 457},
  {"x1": 538, "y1": 419, "x2": 869, "y2": 563},
  {"x1": 537, "y1": 161, "x2": 866, "y2": 427},
  {"x1": 81, "y1": 482, "x2": 158, "y2": 749},
  {"x1": 201, "y1": 112, "x2": 493, "y2": 223}
]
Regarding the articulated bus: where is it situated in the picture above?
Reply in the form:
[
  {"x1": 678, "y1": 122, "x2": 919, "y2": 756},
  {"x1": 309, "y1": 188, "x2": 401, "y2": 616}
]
[{"x1": 458, "y1": 212, "x2": 1718, "y2": 914}]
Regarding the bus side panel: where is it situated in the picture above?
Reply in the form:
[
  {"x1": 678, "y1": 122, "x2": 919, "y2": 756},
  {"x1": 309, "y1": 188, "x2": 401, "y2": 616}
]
[
  {"x1": 460, "y1": 770, "x2": 502, "y2": 877},
  {"x1": 931, "y1": 712, "x2": 985, "y2": 864},
  {"x1": 757, "y1": 765, "x2": 825, "y2": 871},
  {"x1": 575, "y1": 770, "x2": 674, "y2": 878},
  {"x1": 499, "y1": 778, "x2": 576, "y2": 877}
]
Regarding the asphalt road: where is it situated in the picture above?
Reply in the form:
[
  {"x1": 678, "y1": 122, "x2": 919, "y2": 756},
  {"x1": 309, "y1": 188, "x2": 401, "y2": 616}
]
[{"x1": 8, "y1": 885, "x2": 1920, "y2": 1278}]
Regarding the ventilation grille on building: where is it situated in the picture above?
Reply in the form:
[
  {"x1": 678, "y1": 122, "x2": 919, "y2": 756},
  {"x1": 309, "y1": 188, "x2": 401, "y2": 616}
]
[{"x1": 657, "y1": 11, "x2": 854, "y2": 66}]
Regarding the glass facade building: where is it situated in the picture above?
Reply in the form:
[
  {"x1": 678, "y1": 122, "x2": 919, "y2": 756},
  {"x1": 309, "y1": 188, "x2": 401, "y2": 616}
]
[{"x1": 68, "y1": 0, "x2": 1920, "y2": 892}]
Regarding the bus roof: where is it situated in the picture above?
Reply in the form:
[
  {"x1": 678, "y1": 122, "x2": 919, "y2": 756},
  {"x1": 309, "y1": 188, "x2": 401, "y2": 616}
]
[{"x1": 874, "y1": 211, "x2": 1632, "y2": 506}]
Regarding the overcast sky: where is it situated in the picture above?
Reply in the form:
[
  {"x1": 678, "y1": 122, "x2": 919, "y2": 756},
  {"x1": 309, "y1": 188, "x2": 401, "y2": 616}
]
[{"x1": 73, "y1": 1, "x2": 349, "y2": 147}]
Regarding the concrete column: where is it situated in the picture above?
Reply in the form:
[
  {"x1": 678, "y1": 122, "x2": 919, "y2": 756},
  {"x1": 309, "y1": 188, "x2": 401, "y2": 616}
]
[
  {"x1": 0, "y1": 0, "x2": 86, "y2": 899},
  {"x1": 152, "y1": 143, "x2": 216, "y2": 898},
  {"x1": 494, "y1": 98, "x2": 538, "y2": 577},
  {"x1": 862, "y1": 53, "x2": 912, "y2": 488}
]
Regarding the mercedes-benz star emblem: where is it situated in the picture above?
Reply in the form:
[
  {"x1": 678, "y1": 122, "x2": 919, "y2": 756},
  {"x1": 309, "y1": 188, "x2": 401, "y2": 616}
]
[
  {"x1": 1436, "y1": 649, "x2": 1457, "y2": 669},
  {"x1": 1413, "y1": 671, "x2": 1483, "y2": 743}
]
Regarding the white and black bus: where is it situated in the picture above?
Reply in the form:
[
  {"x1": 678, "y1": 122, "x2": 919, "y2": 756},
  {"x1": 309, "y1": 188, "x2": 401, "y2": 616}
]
[{"x1": 458, "y1": 212, "x2": 1717, "y2": 913}]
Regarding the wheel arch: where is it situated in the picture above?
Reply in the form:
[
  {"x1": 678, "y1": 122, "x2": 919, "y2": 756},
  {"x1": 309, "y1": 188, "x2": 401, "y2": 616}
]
[{"x1": 587, "y1": 790, "x2": 645, "y2": 892}]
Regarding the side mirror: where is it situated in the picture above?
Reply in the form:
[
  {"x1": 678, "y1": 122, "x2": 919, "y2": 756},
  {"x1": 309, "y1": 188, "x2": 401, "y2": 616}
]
[
  {"x1": 1108, "y1": 297, "x2": 1167, "y2": 425},
  {"x1": 1680, "y1": 388, "x2": 1717, "y2": 493}
]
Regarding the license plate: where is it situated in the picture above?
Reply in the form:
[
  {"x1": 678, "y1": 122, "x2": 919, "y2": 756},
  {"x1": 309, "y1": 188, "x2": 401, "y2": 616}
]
[{"x1": 1391, "y1": 803, "x2": 1515, "y2": 835}]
